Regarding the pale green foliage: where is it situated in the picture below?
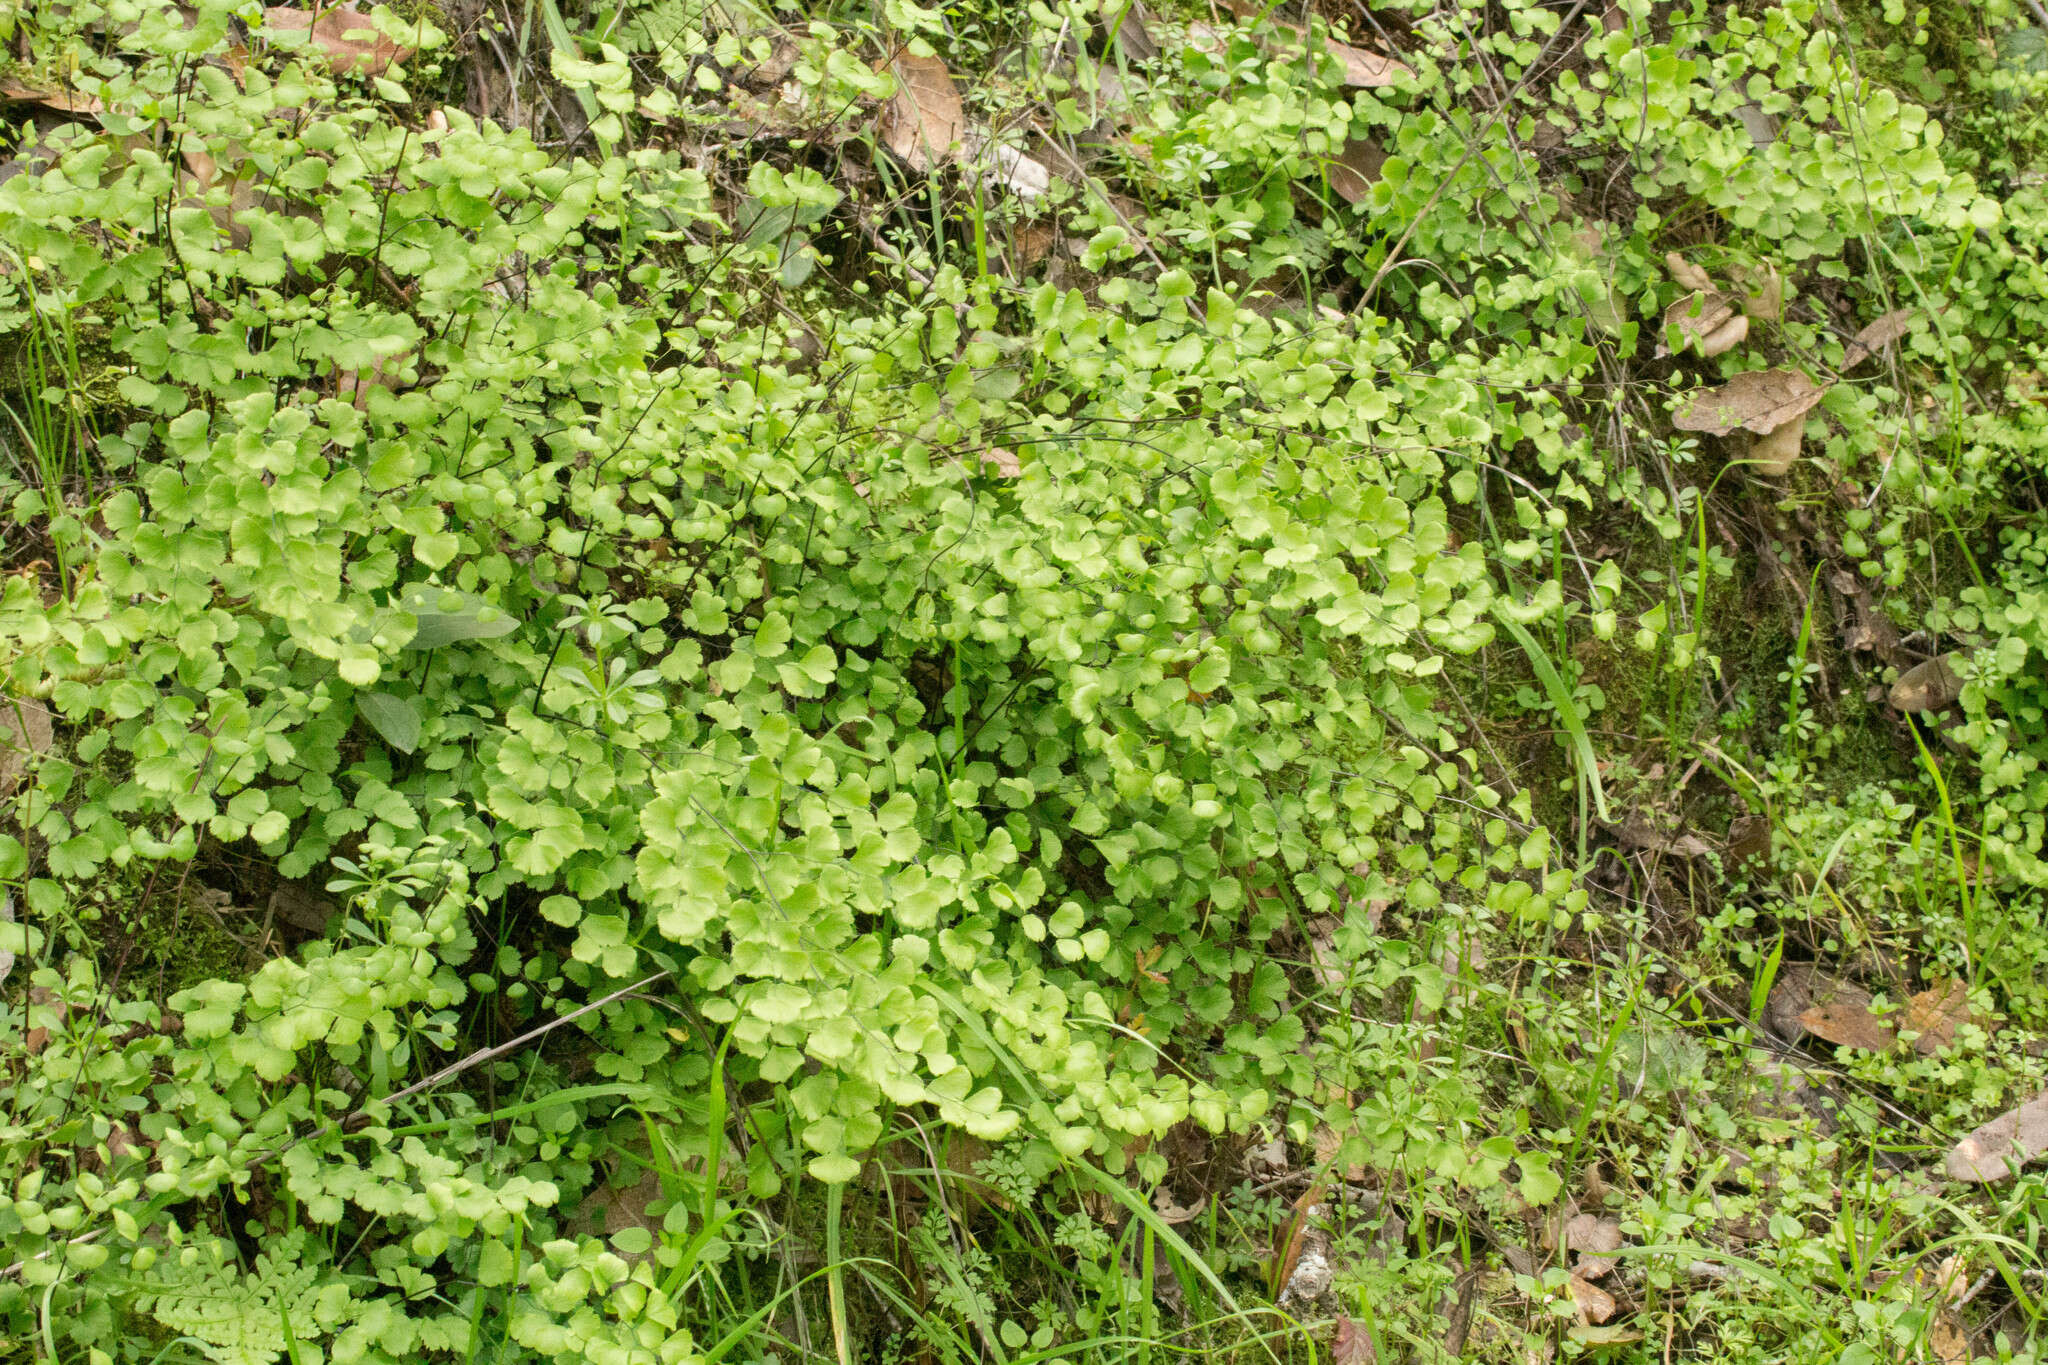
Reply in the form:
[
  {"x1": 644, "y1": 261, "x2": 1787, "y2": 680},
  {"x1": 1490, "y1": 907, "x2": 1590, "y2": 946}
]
[{"x1": 3, "y1": 0, "x2": 2048, "y2": 1360}]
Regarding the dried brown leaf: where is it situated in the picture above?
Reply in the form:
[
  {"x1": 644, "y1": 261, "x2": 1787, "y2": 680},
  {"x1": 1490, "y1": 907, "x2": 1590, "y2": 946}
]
[
  {"x1": 1843, "y1": 308, "x2": 1917, "y2": 370},
  {"x1": 1798, "y1": 994, "x2": 1897, "y2": 1052},
  {"x1": 1331, "y1": 1313, "x2": 1376, "y2": 1365},
  {"x1": 1566, "y1": 1213, "x2": 1625, "y2": 1279},
  {"x1": 1105, "y1": 2, "x2": 1160, "y2": 62},
  {"x1": 1, "y1": 695, "x2": 54, "y2": 796},
  {"x1": 1565, "y1": 1215, "x2": 1624, "y2": 1254},
  {"x1": 1929, "y1": 1313, "x2": 1969, "y2": 1365},
  {"x1": 1903, "y1": 978, "x2": 1972, "y2": 1055},
  {"x1": 1567, "y1": 1274, "x2": 1616, "y2": 1324},
  {"x1": 878, "y1": 51, "x2": 966, "y2": 172},
  {"x1": 262, "y1": 5, "x2": 414, "y2": 79},
  {"x1": 0, "y1": 80, "x2": 104, "y2": 115},
  {"x1": 1673, "y1": 368, "x2": 1827, "y2": 437},
  {"x1": 1745, "y1": 418, "x2": 1804, "y2": 476},
  {"x1": 1947, "y1": 1088, "x2": 2048, "y2": 1181},
  {"x1": 1664, "y1": 251, "x2": 1715, "y2": 293},
  {"x1": 1734, "y1": 261, "x2": 1782, "y2": 323},
  {"x1": 1767, "y1": 965, "x2": 1897, "y2": 1051},
  {"x1": 1270, "y1": 1182, "x2": 1326, "y2": 1298},
  {"x1": 1654, "y1": 290, "x2": 1750, "y2": 358},
  {"x1": 1326, "y1": 137, "x2": 1386, "y2": 205},
  {"x1": 1890, "y1": 654, "x2": 1966, "y2": 712}
]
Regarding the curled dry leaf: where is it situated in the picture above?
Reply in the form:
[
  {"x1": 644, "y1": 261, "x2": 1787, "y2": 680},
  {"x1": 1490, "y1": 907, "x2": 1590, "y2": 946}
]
[
  {"x1": 1567, "y1": 1273, "x2": 1616, "y2": 1324},
  {"x1": 262, "y1": 5, "x2": 414, "y2": 79},
  {"x1": 1331, "y1": 1313, "x2": 1376, "y2": 1365},
  {"x1": 1890, "y1": 654, "x2": 1966, "y2": 712},
  {"x1": 1271, "y1": 1183, "x2": 1326, "y2": 1300},
  {"x1": 1674, "y1": 368, "x2": 1827, "y2": 477},
  {"x1": 1902, "y1": 978, "x2": 1972, "y2": 1055},
  {"x1": 0, "y1": 80, "x2": 104, "y2": 115},
  {"x1": 1733, "y1": 260, "x2": 1782, "y2": 323},
  {"x1": 1657, "y1": 290, "x2": 1749, "y2": 358},
  {"x1": 1151, "y1": 1188, "x2": 1206, "y2": 1223},
  {"x1": 1675, "y1": 368, "x2": 1828, "y2": 437},
  {"x1": 1843, "y1": 308, "x2": 1917, "y2": 370},
  {"x1": 1766, "y1": 964, "x2": 1895, "y2": 1051},
  {"x1": 1948, "y1": 1088, "x2": 2048, "y2": 1181},
  {"x1": 1565, "y1": 1214, "x2": 1625, "y2": 1280},
  {"x1": 1325, "y1": 137, "x2": 1387, "y2": 205},
  {"x1": 1218, "y1": 6, "x2": 1411, "y2": 86},
  {"x1": 1664, "y1": 251, "x2": 1715, "y2": 294},
  {"x1": 1, "y1": 694, "x2": 54, "y2": 796},
  {"x1": 878, "y1": 51, "x2": 967, "y2": 171}
]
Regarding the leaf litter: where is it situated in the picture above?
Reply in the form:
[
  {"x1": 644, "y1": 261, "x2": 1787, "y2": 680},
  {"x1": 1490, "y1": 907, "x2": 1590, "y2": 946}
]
[
  {"x1": 1843, "y1": 308, "x2": 1918, "y2": 369},
  {"x1": 1766, "y1": 966, "x2": 1975, "y2": 1056},
  {"x1": 877, "y1": 50, "x2": 1052, "y2": 197},
  {"x1": 1673, "y1": 368, "x2": 1828, "y2": 476},
  {"x1": 1947, "y1": 1089, "x2": 2048, "y2": 1182}
]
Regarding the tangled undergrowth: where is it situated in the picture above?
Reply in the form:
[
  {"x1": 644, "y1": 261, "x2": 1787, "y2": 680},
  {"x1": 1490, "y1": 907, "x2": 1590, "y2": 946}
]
[{"x1": 5, "y1": 0, "x2": 2048, "y2": 1360}]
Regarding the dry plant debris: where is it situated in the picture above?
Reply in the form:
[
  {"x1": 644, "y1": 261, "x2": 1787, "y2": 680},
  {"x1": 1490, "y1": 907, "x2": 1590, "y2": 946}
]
[
  {"x1": 261, "y1": 4, "x2": 415, "y2": 79},
  {"x1": 1946, "y1": 1088, "x2": 2048, "y2": 1182},
  {"x1": 1673, "y1": 368, "x2": 1829, "y2": 476},
  {"x1": 0, "y1": 695, "x2": 52, "y2": 796},
  {"x1": 1843, "y1": 308, "x2": 1918, "y2": 369},
  {"x1": 1890, "y1": 654, "x2": 1967, "y2": 711}
]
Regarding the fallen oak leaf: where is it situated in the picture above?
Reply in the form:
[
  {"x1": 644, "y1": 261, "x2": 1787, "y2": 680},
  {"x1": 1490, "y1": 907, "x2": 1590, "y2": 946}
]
[
  {"x1": 1903, "y1": 978, "x2": 1972, "y2": 1056},
  {"x1": 1843, "y1": 308, "x2": 1917, "y2": 370},
  {"x1": 1567, "y1": 1273, "x2": 1616, "y2": 1324},
  {"x1": 1673, "y1": 368, "x2": 1828, "y2": 477},
  {"x1": 1890, "y1": 654, "x2": 1967, "y2": 712},
  {"x1": 1664, "y1": 251, "x2": 1715, "y2": 293},
  {"x1": 877, "y1": 50, "x2": 967, "y2": 172},
  {"x1": 0, "y1": 80, "x2": 104, "y2": 115},
  {"x1": 1565, "y1": 1213, "x2": 1625, "y2": 1280},
  {"x1": 1330, "y1": 1313, "x2": 1376, "y2": 1365},
  {"x1": 1946, "y1": 1089, "x2": 2048, "y2": 1182},
  {"x1": 1655, "y1": 289, "x2": 1749, "y2": 358},
  {"x1": 262, "y1": 5, "x2": 415, "y2": 79}
]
